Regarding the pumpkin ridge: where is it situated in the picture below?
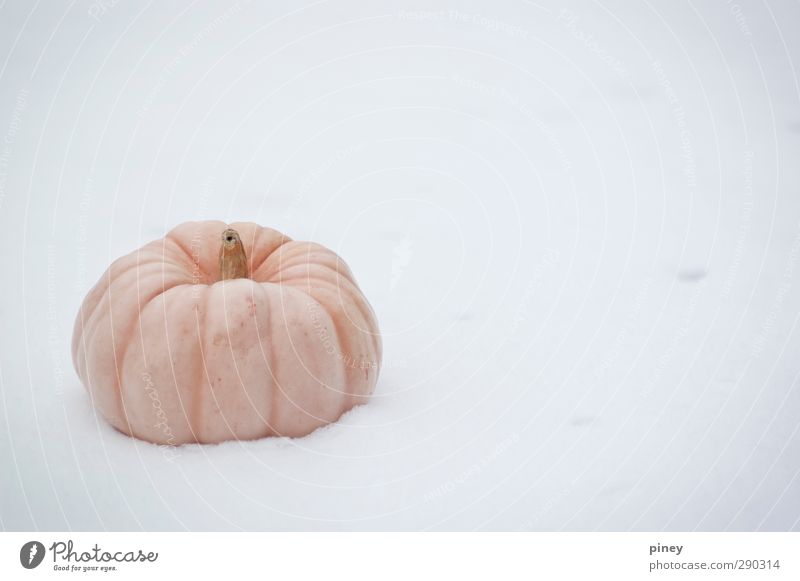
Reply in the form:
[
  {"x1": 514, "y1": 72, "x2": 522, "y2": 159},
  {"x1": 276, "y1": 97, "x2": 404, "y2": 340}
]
[
  {"x1": 338, "y1": 281, "x2": 382, "y2": 365},
  {"x1": 269, "y1": 259, "x2": 361, "y2": 299},
  {"x1": 190, "y1": 284, "x2": 210, "y2": 443},
  {"x1": 315, "y1": 294, "x2": 348, "y2": 402},
  {"x1": 77, "y1": 268, "x2": 178, "y2": 430},
  {"x1": 75, "y1": 260, "x2": 143, "y2": 371},
  {"x1": 238, "y1": 224, "x2": 286, "y2": 278},
  {"x1": 251, "y1": 235, "x2": 294, "y2": 280},
  {"x1": 119, "y1": 281, "x2": 191, "y2": 437},
  {"x1": 80, "y1": 269, "x2": 190, "y2": 385},
  {"x1": 268, "y1": 243, "x2": 358, "y2": 287},
  {"x1": 112, "y1": 309, "x2": 135, "y2": 435},
  {"x1": 142, "y1": 238, "x2": 197, "y2": 273},
  {"x1": 265, "y1": 284, "x2": 347, "y2": 431},
  {"x1": 153, "y1": 284, "x2": 205, "y2": 444},
  {"x1": 246, "y1": 224, "x2": 262, "y2": 276},
  {"x1": 73, "y1": 298, "x2": 103, "y2": 382},
  {"x1": 298, "y1": 290, "x2": 345, "y2": 398},
  {"x1": 76, "y1": 253, "x2": 189, "y2": 370},
  {"x1": 269, "y1": 283, "x2": 322, "y2": 431},
  {"x1": 299, "y1": 284, "x2": 376, "y2": 396},
  {"x1": 165, "y1": 232, "x2": 204, "y2": 277},
  {"x1": 72, "y1": 266, "x2": 118, "y2": 370},
  {"x1": 273, "y1": 272, "x2": 356, "y2": 296},
  {"x1": 259, "y1": 282, "x2": 279, "y2": 437},
  {"x1": 281, "y1": 274, "x2": 376, "y2": 347}
]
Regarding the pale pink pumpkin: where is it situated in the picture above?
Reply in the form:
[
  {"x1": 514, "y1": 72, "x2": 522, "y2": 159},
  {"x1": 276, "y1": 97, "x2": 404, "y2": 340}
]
[{"x1": 72, "y1": 221, "x2": 382, "y2": 444}]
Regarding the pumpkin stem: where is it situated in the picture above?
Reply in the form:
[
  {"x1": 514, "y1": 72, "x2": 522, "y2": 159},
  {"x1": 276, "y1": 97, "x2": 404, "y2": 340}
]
[{"x1": 219, "y1": 228, "x2": 248, "y2": 280}]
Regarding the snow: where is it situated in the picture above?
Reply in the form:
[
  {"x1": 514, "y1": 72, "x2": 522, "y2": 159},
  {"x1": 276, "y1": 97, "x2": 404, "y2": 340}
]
[{"x1": 1, "y1": 0, "x2": 799, "y2": 531}]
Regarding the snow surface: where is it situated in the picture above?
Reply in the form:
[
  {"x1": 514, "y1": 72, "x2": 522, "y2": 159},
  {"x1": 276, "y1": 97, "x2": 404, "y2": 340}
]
[{"x1": 1, "y1": 0, "x2": 799, "y2": 531}]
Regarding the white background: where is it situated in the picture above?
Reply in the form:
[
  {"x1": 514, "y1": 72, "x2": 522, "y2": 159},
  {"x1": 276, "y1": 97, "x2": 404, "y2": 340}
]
[{"x1": 0, "y1": 0, "x2": 799, "y2": 531}]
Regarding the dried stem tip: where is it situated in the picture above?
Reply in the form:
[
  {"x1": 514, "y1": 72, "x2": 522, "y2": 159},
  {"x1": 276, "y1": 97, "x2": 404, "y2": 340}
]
[{"x1": 219, "y1": 228, "x2": 248, "y2": 280}]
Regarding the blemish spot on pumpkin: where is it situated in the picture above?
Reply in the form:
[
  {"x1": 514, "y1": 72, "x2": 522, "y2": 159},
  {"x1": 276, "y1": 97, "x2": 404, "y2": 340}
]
[{"x1": 212, "y1": 334, "x2": 225, "y2": 346}]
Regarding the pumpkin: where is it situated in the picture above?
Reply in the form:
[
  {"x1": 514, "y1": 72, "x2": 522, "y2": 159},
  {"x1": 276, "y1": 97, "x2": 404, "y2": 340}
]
[{"x1": 72, "y1": 221, "x2": 382, "y2": 444}]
